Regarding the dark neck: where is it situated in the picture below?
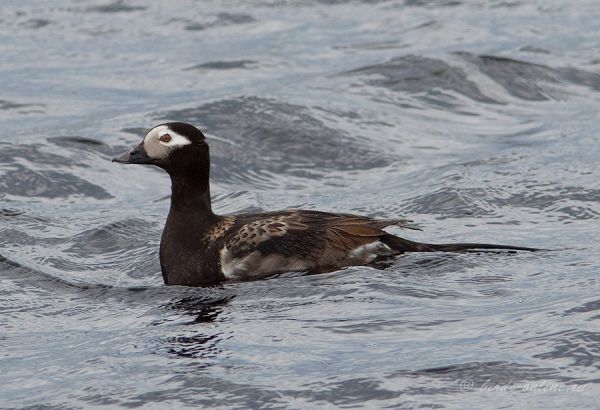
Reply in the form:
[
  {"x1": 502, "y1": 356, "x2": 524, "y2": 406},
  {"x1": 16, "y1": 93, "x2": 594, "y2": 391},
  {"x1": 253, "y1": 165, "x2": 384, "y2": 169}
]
[{"x1": 168, "y1": 172, "x2": 214, "y2": 215}]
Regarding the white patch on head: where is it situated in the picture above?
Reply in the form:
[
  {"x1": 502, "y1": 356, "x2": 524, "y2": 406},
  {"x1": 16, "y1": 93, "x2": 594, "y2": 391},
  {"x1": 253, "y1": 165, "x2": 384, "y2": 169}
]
[
  {"x1": 156, "y1": 126, "x2": 192, "y2": 148},
  {"x1": 143, "y1": 124, "x2": 192, "y2": 160},
  {"x1": 149, "y1": 125, "x2": 192, "y2": 148}
]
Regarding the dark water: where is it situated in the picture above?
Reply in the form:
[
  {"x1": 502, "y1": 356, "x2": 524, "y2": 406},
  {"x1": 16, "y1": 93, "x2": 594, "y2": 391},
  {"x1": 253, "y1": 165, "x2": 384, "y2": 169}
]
[{"x1": 2, "y1": 0, "x2": 600, "y2": 408}]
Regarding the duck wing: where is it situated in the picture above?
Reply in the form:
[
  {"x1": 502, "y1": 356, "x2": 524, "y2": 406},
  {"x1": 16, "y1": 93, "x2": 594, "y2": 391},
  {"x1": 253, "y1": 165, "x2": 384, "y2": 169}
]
[
  {"x1": 218, "y1": 209, "x2": 536, "y2": 280},
  {"x1": 219, "y1": 210, "x2": 417, "y2": 279}
]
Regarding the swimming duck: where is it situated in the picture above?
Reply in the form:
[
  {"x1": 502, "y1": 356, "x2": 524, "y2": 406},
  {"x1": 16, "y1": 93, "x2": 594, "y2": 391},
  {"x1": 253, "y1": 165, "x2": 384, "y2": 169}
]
[{"x1": 113, "y1": 122, "x2": 535, "y2": 287}]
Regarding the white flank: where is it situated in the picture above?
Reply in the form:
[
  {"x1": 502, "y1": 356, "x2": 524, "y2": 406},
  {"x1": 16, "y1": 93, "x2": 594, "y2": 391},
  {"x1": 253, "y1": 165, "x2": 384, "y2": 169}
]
[
  {"x1": 220, "y1": 245, "x2": 311, "y2": 280},
  {"x1": 348, "y1": 241, "x2": 392, "y2": 263},
  {"x1": 219, "y1": 246, "x2": 238, "y2": 278}
]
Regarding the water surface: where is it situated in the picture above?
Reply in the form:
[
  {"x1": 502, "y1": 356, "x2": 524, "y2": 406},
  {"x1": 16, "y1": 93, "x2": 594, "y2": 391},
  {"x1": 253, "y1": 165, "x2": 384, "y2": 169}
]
[{"x1": 1, "y1": 0, "x2": 600, "y2": 408}]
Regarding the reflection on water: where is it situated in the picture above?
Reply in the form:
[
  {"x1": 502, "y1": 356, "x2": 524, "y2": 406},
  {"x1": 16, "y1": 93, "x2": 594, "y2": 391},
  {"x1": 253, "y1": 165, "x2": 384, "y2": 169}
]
[{"x1": 1, "y1": 0, "x2": 600, "y2": 408}]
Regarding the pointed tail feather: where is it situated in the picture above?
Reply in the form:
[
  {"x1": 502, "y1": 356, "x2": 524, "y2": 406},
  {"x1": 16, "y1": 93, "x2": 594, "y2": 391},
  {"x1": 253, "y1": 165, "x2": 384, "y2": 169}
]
[{"x1": 380, "y1": 234, "x2": 539, "y2": 253}]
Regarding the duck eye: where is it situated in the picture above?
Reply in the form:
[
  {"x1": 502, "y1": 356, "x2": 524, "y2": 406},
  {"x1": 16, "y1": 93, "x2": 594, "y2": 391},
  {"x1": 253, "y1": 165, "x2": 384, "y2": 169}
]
[{"x1": 159, "y1": 134, "x2": 172, "y2": 143}]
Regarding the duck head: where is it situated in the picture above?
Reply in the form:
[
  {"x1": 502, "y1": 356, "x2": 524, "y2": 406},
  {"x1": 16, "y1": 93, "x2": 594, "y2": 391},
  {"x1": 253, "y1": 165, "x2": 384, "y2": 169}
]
[{"x1": 113, "y1": 122, "x2": 210, "y2": 176}]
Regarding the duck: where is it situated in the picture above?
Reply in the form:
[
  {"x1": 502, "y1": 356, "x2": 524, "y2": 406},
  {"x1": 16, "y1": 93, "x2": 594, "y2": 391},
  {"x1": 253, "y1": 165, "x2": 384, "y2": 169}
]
[{"x1": 113, "y1": 122, "x2": 536, "y2": 287}]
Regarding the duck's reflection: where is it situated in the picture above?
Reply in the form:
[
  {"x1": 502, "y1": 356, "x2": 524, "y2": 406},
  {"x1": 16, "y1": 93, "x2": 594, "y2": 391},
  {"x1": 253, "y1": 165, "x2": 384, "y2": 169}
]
[
  {"x1": 166, "y1": 293, "x2": 233, "y2": 324},
  {"x1": 159, "y1": 292, "x2": 234, "y2": 359}
]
